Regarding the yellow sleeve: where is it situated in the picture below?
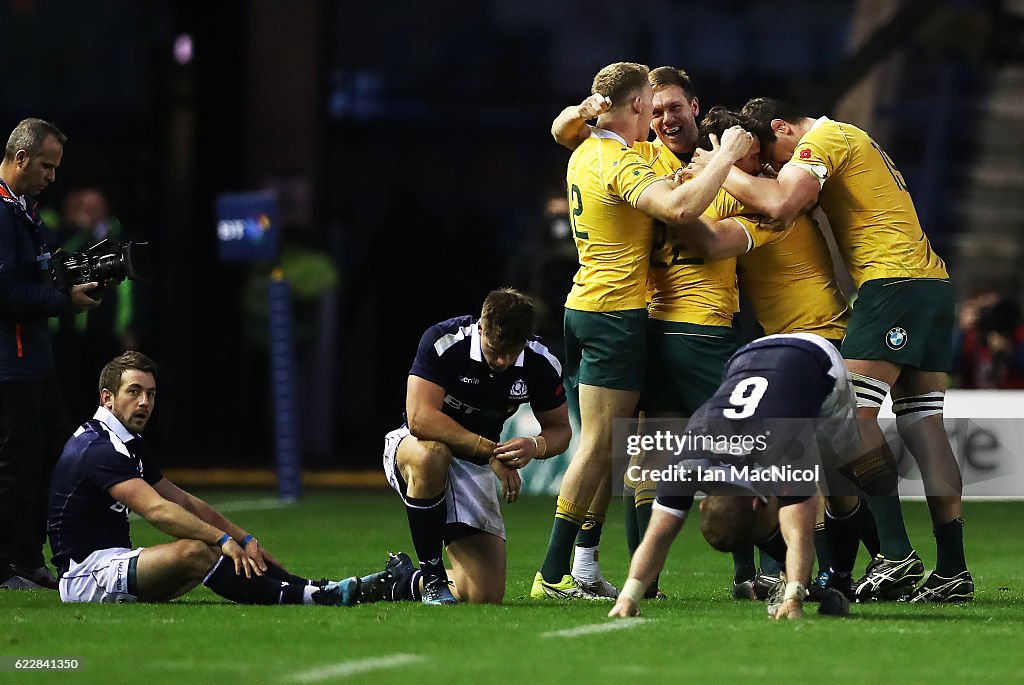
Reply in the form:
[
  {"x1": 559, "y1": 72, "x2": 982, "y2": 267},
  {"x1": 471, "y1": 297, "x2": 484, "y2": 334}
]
[
  {"x1": 632, "y1": 140, "x2": 659, "y2": 163},
  {"x1": 746, "y1": 219, "x2": 792, "y2": 249},
  {"x1": 788, "y1": 123, "x2": 849, "y2": 185},
  {"x1": 608, "y1": 147, "x2": 661, "y2": 207},
  {"x1": 703, "y1": 188, "x2": 741, "y2": 222}
]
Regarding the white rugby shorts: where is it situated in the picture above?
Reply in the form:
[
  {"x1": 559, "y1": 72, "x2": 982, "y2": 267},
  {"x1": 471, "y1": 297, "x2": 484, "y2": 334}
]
[
  {"x1": 59, "y1": 547, "x2": 143, "y2": 603},
  {"x1": 383, "y1": 426, "x2": 505, "y2": 540}
]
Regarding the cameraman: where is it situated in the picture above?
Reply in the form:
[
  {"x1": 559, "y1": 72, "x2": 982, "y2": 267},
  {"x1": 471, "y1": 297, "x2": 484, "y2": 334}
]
[{"x1": 0, "y1": 118, "x2": 100, "y2": 589}]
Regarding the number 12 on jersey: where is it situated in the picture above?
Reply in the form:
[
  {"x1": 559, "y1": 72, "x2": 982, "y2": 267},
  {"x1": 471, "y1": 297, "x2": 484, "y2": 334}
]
[{"x1": 568, "y1": 184, "x2": 588, "y2": 239}]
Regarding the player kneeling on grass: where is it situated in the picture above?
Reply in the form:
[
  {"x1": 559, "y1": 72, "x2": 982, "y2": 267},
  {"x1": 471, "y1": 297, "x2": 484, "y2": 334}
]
[
  {"x1": 47, "y1": 351, "x2": 394, "y2": 606},
  {"x1": 610, "y1": 333, "x2": 868, "y2": 620},
  {"x1": 383, "y1": 288, "x2": 571, "y2": 604}
]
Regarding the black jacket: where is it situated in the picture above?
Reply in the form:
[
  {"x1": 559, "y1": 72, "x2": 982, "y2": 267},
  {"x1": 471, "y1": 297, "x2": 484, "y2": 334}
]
[{"x1": 0, "y1": 183, "x2": 71, "y2": 380}]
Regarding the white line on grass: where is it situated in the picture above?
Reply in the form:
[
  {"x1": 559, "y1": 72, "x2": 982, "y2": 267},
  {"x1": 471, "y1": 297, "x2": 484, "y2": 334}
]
[
  {"x1": 541, "y1": 618, "x2": 652, "y2": 639},
  {"x1": 285, "y1": 654, "x2": 424, "y2": 683}
]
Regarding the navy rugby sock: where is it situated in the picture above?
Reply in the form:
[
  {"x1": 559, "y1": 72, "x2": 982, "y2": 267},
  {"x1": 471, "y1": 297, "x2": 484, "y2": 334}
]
[
  {"x1": 732, "y1": 548, "x2": 756, "y2": 584},
  {"x1": 263, "y1": 563, "x2": 319, "y2": 587},
  {"x1": 814, "y1": 520, "x2": 832, "y2": 575},
  {"x1": 756, "y1": 529, "x2": 786, "y2": 576},
  {"x1": 825, "y1": 500, "x2": 862, "y2": 577},
  {"x1": 404, "y1": 491, "x2": 448, "y2": 580},
  {"x1": 391, "y1": 569, "x2": 423, "y2": 602},
  {"x1": 204, "y1": 557, "x2": 305, "y2": 604}
]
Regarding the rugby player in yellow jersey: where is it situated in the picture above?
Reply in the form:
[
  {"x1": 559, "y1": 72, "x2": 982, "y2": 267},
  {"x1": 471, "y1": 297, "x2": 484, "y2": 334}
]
[
  {"x1": 550, "y1": 67, "x2": 707, "y2": 597},
  {"x1": 719, "y1": 98, "x2": 972, "y2": 603},
  {"x1": 531, "y1": 62, "x2": 754, "y2": 600},
  {"x1": 550, "y1": 72, "x2": 786, "y2": 600}
]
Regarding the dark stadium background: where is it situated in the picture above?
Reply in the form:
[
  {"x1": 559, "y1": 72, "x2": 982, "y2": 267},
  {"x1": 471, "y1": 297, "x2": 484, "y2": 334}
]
[{"x1": 1, "y1": 0, "x2": 1019, "y2": 471}]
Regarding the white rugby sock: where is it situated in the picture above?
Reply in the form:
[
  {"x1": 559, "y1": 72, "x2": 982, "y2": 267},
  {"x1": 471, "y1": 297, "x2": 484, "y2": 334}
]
[{"x1": 571, "y1": 545, "x2": 602, "y2": 581}]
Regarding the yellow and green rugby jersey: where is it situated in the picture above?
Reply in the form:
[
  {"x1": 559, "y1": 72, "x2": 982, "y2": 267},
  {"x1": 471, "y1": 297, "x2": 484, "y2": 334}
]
[
  {"x1": 632, "y1": 140, "x2": 741, "y2": 327},
  {"x1": 564, "y1": 129, "x2": 660, "y2": 312},
  {"x1": 739, "y1": 213, "x2": 850, "y2": 339},
  {"x1": 644, "y1": 158, "x2": 780, "y2": 327},
  {"x1": 787, "y1": 117, "x2": 947, "y2": 286}
]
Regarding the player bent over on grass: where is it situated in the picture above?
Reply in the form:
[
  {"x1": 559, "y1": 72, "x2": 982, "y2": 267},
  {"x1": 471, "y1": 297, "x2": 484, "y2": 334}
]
[
  {"x1": 48, "y1": 352, "x2": 392, "y2": 606},
  {"x1": 383, "y1": 288, "x2": 570, "y2": 604},
  {"x1": 610, "y1": 333, "x2": 866, "y2": 619}
]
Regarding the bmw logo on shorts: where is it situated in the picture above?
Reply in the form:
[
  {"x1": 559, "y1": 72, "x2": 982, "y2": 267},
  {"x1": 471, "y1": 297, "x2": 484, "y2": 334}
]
[{"x1": 885, "y1": 326, "x2": 908, "y2": 350}]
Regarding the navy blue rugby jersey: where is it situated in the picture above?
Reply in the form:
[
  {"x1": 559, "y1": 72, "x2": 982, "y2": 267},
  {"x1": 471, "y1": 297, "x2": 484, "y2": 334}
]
[
  {"x1": 695, "y1": 333, "x2": 854, "y2": 424},
  {"x1": 47, "y1": 406, "x2": 163, "y2": 573},
  {"x1": 407, "y1": 315, "x2": 566, "y2": 442}
]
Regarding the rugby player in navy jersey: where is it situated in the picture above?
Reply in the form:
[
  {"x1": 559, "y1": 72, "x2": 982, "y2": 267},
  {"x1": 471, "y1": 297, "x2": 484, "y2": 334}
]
[
  {"x1": 609, "y1": 333, "x2": 866, "y2": 619},
  {"x1": 382, "y1": 288, "x2": 571, "y2": 604},
  {"x1": 48, "y1": 351, "x2": 392, "y2": 605}
]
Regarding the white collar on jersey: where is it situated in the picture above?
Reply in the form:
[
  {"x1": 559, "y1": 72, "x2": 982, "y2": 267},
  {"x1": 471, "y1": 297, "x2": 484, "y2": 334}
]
[
  {"x1": 92, "y1": 406, "x2": 138, "y2": 444},
  {"x1": 469, "y1": 321, "x2": 525, "y2": 368},
  {"x1": 591, "y1": 127, "x2": 629, "y2": 146},
  {"x1": 809, "y1": 115, "x2": 832, "y2": 131}
]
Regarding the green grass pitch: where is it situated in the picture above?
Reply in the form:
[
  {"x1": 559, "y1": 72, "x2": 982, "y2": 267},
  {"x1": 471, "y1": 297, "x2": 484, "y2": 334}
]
[{"x1": 3, "y1": 491, "x2": 1023, "y2": 684}]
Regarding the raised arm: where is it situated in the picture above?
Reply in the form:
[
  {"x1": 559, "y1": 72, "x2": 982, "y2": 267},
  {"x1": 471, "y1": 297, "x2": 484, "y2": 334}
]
[
  {"x1": 405, "y1": 375, "x2": 495, "y2": 464},
  {"x1": 722, "y1": 164, "x2": 821, "y2": 224},
  {"x1": 551, "y1": 94, "x2": 611, "y2": 150},
  {"x1": 635, "y1": 127, "x2": 753, "y2": 224}
]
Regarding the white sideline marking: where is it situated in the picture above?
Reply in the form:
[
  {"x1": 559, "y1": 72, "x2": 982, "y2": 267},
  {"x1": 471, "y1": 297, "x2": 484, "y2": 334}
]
[
  {"x1": 541, "y1": 618, "x2": 651, "y2": 638},
  {"x1": 285, "y1": 654, "x2": 424, "y2": 683}
]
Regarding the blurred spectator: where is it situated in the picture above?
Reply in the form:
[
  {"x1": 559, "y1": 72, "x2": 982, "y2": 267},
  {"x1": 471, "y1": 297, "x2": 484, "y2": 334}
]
[
  {"x1": 953, "y1": 288, "x2": 1024, "y2": 389},
  {"x1": 50, "y1": 188, "x2": 142, "y2": 419}
]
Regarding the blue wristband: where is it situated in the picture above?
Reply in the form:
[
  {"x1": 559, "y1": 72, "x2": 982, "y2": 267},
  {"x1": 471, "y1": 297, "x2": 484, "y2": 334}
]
[
  {"x1": 242, "y1": 534, "x2": 254, "y2": 546},
  {"x1": 216, "y1": 533, "x2": 231, "y2": 548}
]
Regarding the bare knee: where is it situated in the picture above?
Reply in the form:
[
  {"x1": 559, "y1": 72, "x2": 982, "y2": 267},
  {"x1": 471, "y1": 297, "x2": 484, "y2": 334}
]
[
  {"x1": 179, "y1": 539, "x2": 219, "y2": 578},
  {"x1": 400, "y1": 440, "x2": 452, "y2": 494}
]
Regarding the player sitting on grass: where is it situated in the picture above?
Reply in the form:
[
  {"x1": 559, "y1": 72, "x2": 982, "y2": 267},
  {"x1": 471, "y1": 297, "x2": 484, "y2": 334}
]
[
  {"x1": 610, "y1": 333, "x2": 868, "y2": 619},
  {"x1": 382, "y1": 288, "x2": 571, "y2": 604},
  {"x1": 47, "y1": 351, "x2": 394, "y2": 605}
]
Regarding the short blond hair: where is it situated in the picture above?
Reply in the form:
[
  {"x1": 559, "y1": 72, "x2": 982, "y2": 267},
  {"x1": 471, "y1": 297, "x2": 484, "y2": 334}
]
[{"x1": 591, "y1": 62, "x2": 650, "y2": 110}]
